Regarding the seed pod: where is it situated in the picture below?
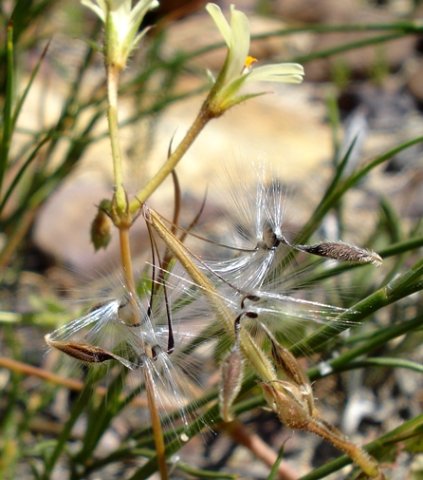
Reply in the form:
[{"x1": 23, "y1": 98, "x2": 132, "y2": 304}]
[
  {"x1": 270, "y1": 335, "x2": 308, "y2": 387},
  {"x1": 219, "y1": 343, "x2": 244, "y2": 422},
  {"x1": 91, "y1": 200, "x2": 112, "y2": 251},
  {"x1": 260, "y1": 322, "x2": 316, "y2": 416},
  {"x1": 45, "y1": 335, "x2": 136, "y2": 369},
  {"x1": 45, "y1": 337, "x2": 116, "y2": 363},
  {"x1": 297, "y1": 241, "x2": 382, "y2": 266},
  {"x1": 261, "y1": 381, "x2": 311, "y2": 430}
]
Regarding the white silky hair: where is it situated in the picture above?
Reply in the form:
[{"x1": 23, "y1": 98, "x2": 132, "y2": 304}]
[
  {"x1": 198, "y1": 159, "x2": 295, "y2": 291},
  {"x1": 45, "y1": 271, "x2": 209, "y2": 439},
  {"x1": 182, "y1": 159, "x2": 358, "y2": 347}
]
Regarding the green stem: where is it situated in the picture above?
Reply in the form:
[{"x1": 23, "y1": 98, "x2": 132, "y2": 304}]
[
  {"x1": 107, "y1": 65, "x2": 127, "y2": 213},
  {"x1": 345, "y1": 357, "x2": 423, "y2": 374},
  {"x1": 379, "y1": 236, "x2": 423, "y2": 257},
  {"x1": 299, "y1": 414, "x2": 423, "y2": 480},
  {"x1": 118, "y1": 227, "x2": 138, "y2": 307},
  {"x1": 306, "y1": 420, "x2": 380, "y2": 478},
  {"x1": 129, "y1": 104, "x2": 212, "y2": 211},
  {"x1": 0, "y1": 24, "x2": 14, "y2": 197},
  {"x1": 293, "y1": 31, "x2": 407, "y2": 64},
  {"x1": 255, "y1": 21, "x2": 423, "y2": 37},
  {"x1": 307, "y1": 313, "x2": 423, "y2": 380},
  {"x1": 106, "y1": 66, "x2": 137, "y2": 305},
  {"x1": 182, "y1": 21, "x2": 423, "y2": 64}
]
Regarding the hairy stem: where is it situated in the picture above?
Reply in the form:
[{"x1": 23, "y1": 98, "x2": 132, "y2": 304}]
[
  {"x1": 307, "y1": 420, "x2": 381, "y2": 478},
  {"x1": 118, "y1": 227, "x2": 137, "y2": 302},
  {"x1": 106, "y1": 65, "x2": 137, "y2": 308},
  {"x1": 107, "y1": 65, "x2": 127, "y2": 213}
]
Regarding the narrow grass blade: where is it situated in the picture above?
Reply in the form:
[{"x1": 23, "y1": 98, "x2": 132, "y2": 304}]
[
  {"x1": 307, "y1": 313, "x2": 423, "y2": 381},
  {"x1": 267, "y1": 443, "x2": 286, "y2": 480},
  {"x1": 347, "y1": 357, "x2": 423, "y2": 374},
  {"x1": 0, "y1": 23, "x2": 14, "y2": 196},
  {"x1": 291, "y1": 259, "x2": 423, "y2": 356},
  {"x1": 11, "y1": 41, "x2": 50, "y2": 132},
  {"x1": 0, "y1": 136, "x2": 49, "y2": 214},
  {"x1": 297, "y1": 135, "x2": 423, "y2": 243},
  {"x1": 41, "y1": 380, "x2": 95, "y2": 480}
]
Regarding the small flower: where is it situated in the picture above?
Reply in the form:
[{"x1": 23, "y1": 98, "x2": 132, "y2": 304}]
[
  {"x1": 205, "y1": 3, "x2": 304, "y2": 113},
  {"x1": 81, "y1": 0, "x2": 159, "y2": 69}
]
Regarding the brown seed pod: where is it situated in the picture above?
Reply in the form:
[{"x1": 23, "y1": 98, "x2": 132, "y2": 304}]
[
  {"x1": 219, "y1": 344, "x2": 244, "y2": 423},
  {"x1": 45, "y1": 337, "x2": 118, "y2": 363},
  {"x1": 297, "y1": 241, "x2": 382, "y2": 266},
  {"x1": 90, "y1": 200, "x2": 113, "y2": 251}
]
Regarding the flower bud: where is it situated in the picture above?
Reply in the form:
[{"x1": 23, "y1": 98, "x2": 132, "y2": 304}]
[
  {"x1": 82, "y1": 0, "x2": 159, "y2": 71},
  {"x1": 261, "y1": 381, "x2": 311, "y2": 430},
  {"x1": 91, "y1": 200, "x2": 112, "y2": 250},
  {"x1": 219, "y1": 343, "x2": 244, "y2": 422}
]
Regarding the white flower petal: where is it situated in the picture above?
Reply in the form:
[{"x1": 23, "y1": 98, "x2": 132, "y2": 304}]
[
  {"x1": 206, "y1": 3, "x2": 232, "y2": 47},
  {"x1": 224, "y1": 5, "x2": 250, "y2": 82},
  {"x1": 247, "y1": 63, "x2": 304, "y2": 83},
  {"x1": 83, "y1": 0, "x2": 159, "y2": 69},
  {"x1": 132, "y1": 27, "x2": 151, "y2": 51},
  {"x1": 130, "y1": 0, "x2": 159, "y2": 24}
]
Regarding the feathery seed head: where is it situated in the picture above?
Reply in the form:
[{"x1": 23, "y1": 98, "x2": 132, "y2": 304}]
[{"x1": 45, "y1": 277, "x2": 206, "y2": 437}]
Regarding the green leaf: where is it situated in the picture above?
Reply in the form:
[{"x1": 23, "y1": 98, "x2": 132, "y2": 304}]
[{"x1": 0, "y1": 24, "x2": 14, "y2": 196}]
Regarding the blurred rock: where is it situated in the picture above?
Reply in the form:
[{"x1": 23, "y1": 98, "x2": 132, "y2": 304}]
[
  {"x1": 271, "y1": 0, "x2": 417, "y2": 81},
  {"x1": 33, "y1": 173, "x2": 149, "y2": 277},
  {"x1": 407, "y1": 61, "x2": 423, "y2": 107},
  {"x1": 337, "y1": 83, "x2": 416, "y2": 130},
  {"x1": 272, "y1": 0, "x2": 357, "y2": 23}
]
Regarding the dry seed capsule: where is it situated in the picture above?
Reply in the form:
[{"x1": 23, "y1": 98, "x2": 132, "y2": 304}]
[{"x1": 297, "y1": 241, "x2": 382, "y2": 266}]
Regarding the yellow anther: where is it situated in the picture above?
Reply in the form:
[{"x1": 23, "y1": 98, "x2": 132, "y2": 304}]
[{"x1": 244, "y1": 55, "x2": 258, "y2": 69}]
